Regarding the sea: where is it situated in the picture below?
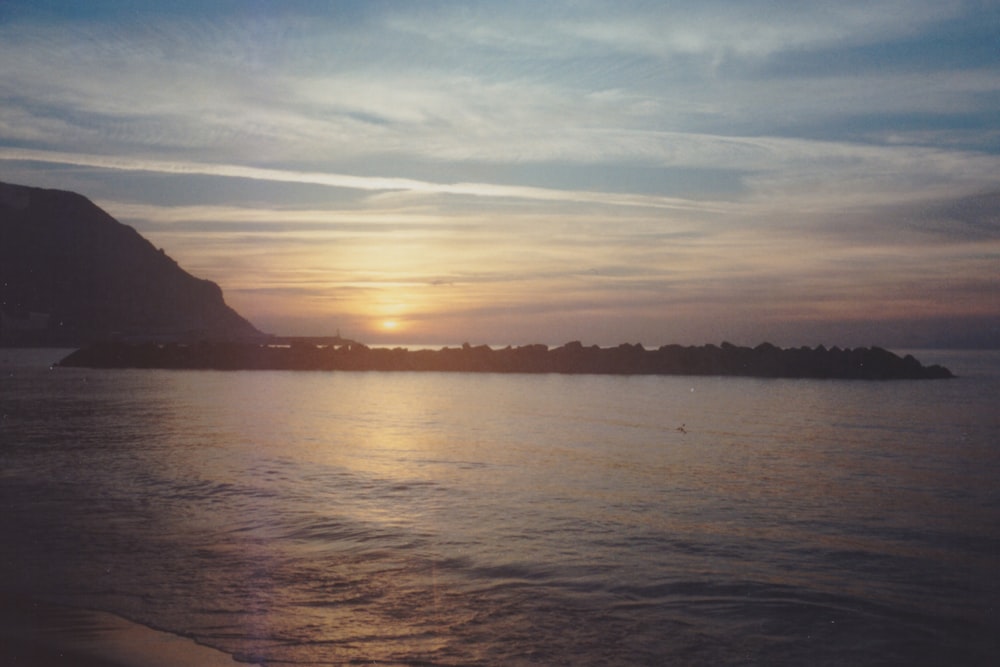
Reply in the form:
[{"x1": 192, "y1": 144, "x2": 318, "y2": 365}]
[{"x1": 1, "y1": 347, "x2": 998, "y2": 666}]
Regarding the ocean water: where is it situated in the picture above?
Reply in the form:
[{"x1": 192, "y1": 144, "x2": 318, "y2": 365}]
[{"x1": 1, "y1": 348, "x2": 998, "y2": 666}]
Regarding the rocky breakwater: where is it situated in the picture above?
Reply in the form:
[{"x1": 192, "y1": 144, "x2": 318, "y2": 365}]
[{"x1": 59, "y1": 340, "x2": 954, "y2": 379}]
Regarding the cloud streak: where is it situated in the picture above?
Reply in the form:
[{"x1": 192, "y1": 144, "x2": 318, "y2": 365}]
[{"x1": 0, "y1": 147, "x2": 734, "y2": 213}]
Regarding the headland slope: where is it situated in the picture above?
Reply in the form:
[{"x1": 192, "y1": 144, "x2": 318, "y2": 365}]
[{"x1": 0, "y1": 181, "x2": 260, "y2": 346}]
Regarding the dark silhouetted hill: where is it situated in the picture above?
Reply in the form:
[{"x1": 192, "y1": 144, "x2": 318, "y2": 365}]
[{"x1": 1, "y1": 181, "x2": 260, "y2": 345}]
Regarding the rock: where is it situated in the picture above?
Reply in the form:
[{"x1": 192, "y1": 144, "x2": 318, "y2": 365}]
[
  {"x1": 0, "y1": 181, "x2": 260, "y2": 345},
  {"x1": 59, "y1": 340, "x2": 954, "y2": 379}
]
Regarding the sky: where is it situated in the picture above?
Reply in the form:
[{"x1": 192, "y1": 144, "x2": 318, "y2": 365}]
[{"x1": 1, "y1": 1, "x2": 998, "y2": 348}]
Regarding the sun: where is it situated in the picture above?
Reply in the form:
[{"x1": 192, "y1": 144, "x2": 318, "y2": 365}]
[{"x1": 381, "y1": 319, "x2": 399, "y2": 331}]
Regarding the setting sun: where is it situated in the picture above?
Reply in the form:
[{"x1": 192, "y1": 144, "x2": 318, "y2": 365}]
[{"x1": 381, "y1": 319, "x2": 399, "y2": 331}]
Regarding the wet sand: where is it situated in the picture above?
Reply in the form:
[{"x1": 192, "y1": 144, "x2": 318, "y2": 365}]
[{"x1": 1, "y1": 596, "x2": 254, "y2": 667}]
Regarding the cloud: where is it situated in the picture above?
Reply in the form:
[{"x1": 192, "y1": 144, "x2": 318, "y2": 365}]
[
  {"x1": 716, "y1": 3, "x2": 949, "y2": 54},
  {"x1": 2, "y1": 5, "x2": 992, "y2": 168},
  {"x1": 2, "y1": 3, "x2": 996, "y2": 212},
  {"x1": 0, "y1": 147, "x2": 734, "y2": 212},
  {"x1": 390, "y1": 1, "x2": 963, "y2": 62}
]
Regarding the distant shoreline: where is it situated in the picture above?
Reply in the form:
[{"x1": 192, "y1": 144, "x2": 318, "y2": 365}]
[{"x1": 57, "y1": 340, "x2": 954, "y2": 380}]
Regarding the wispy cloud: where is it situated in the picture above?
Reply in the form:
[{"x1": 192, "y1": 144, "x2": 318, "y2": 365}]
[{"x1": 0, "y1": 147, "x2": 734, "y2": 212}]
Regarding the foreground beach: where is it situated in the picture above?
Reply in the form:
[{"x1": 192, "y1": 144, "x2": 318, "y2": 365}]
[{"x1": 0, "y1": 596, "x2": 252, "y2": 667}]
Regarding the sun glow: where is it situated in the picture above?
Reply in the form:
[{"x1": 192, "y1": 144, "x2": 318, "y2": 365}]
[{"x1": 381, "y1": 319, "x2": 400, "y2": 331}]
